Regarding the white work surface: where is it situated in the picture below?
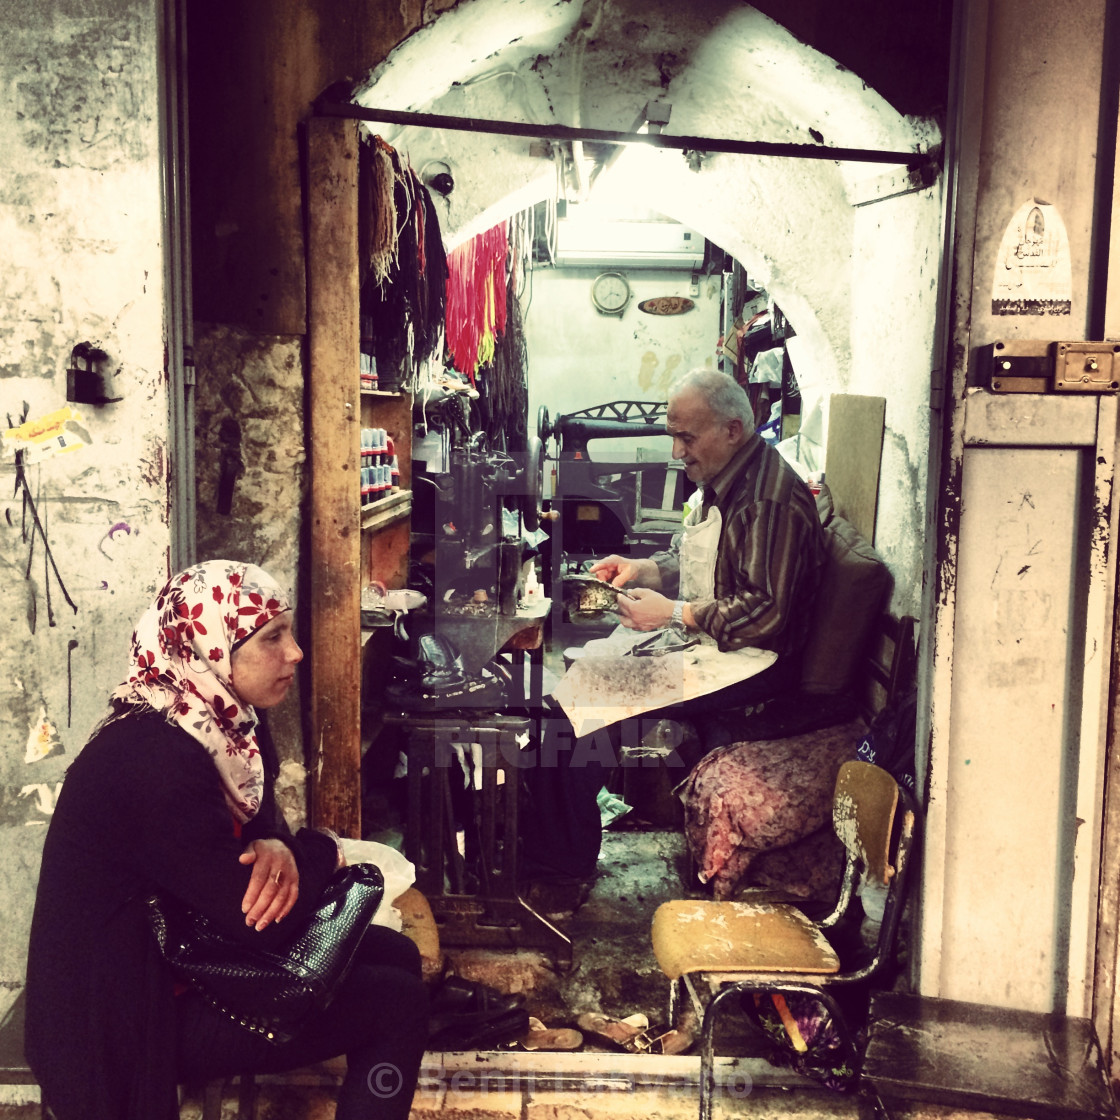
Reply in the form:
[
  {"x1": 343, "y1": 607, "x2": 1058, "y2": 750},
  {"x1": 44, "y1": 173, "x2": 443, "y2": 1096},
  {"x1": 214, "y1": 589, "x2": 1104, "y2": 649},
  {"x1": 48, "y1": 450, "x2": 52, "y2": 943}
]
[{"x1": 550, "y1": 626, "x2": 776, "y2": 738}]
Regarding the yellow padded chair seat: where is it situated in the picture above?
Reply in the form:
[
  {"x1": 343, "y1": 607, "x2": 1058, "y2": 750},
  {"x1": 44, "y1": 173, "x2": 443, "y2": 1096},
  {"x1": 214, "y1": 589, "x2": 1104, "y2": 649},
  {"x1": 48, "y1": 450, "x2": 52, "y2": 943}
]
[{"x1": 651, "y1": 899, "x2": 840, "y2": 981}]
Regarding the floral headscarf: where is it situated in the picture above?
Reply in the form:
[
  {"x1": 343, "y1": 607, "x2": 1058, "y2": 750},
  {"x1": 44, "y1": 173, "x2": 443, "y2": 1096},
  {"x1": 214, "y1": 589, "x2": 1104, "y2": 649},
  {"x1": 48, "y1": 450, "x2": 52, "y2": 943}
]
[{"x1": 105, "y1": 560, "x2": 291, "y2": 821}]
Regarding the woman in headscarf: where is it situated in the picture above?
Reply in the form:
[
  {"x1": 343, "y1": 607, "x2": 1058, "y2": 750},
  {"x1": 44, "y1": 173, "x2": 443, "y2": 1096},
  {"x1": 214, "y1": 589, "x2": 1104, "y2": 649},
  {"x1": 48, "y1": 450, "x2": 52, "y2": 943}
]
[{"x1": 25, "y1": 560, "x2": 428, "y2": 1120}]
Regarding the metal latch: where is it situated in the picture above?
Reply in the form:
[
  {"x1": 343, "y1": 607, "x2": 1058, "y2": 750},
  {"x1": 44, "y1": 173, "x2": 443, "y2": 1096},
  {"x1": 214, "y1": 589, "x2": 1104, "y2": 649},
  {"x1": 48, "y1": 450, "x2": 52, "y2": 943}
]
[
  {"x1": 986, "y1": 340, "x2": 1120, "y2": 393},
  {"x1": 1053, "y1": 342, "x2": 1120, "y2": 391},
  {"x1": 988, "y1": 340, "x2": 1050, "y2": 393}
]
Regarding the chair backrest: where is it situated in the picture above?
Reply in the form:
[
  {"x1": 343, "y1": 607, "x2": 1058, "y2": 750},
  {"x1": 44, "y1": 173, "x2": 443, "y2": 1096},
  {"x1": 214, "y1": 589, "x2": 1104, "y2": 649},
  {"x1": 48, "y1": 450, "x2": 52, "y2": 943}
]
[
  {"x1": 859, "y1": 614, "x2": 918, "y2": 721},
  {"x1": 800, "y1": 483, "x2": 893, "y2": 697},
  {"x1": 827, "y1": 759, "x2": 918, "y2": 984},
  {"x1": 833, "y1": 760, "x2": 899, "y2": 886}
]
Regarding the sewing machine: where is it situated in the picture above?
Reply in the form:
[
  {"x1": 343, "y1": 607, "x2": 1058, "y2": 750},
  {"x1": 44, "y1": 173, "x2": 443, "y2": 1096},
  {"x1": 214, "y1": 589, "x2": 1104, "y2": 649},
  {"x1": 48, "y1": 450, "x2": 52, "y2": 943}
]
[
  {"x1": 399, "y1": 432, "x2": 550, "y2": 694},
  {"x1": 538, "y1": 399, "x2": 683, "y2": 559}
]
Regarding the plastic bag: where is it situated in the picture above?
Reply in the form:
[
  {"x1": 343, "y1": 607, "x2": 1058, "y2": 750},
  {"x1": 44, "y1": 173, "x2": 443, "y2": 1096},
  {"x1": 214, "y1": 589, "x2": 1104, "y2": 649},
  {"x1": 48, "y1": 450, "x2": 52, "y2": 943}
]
[
  {"x1": 339, "y1": 839, "x2": 417, "y2": 932},
  {"x1": 741, "y1": 992, "x2": 856, "y2": 1091}
]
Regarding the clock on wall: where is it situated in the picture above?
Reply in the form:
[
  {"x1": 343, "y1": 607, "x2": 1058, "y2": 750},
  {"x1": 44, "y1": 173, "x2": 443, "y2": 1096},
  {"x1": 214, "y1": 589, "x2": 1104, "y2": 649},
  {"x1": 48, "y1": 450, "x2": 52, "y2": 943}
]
[{"x1": 591, "y1": 271, "x2": 631, "y2": 316}]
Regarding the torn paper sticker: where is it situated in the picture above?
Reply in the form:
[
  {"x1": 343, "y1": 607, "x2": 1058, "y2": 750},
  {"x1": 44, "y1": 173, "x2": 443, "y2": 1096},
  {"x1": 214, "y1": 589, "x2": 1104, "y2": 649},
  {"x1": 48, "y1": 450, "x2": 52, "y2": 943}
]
[
  {"x1": 2, "y1": 406, "x2": 92, "y2": 465},
  {"x1": 26, "y1": 707, "x2": 64, "y2": 763}
]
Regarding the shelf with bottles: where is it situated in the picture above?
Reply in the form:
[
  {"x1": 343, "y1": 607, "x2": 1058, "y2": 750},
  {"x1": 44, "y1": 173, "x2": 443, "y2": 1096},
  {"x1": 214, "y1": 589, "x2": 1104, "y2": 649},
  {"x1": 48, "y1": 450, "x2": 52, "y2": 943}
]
[
  {"x1": 360, "y1": 488, "x2": 411, "y2": 532},
  {"x1": 359, "y1": 424, "x2": 405, "y2": 519}
]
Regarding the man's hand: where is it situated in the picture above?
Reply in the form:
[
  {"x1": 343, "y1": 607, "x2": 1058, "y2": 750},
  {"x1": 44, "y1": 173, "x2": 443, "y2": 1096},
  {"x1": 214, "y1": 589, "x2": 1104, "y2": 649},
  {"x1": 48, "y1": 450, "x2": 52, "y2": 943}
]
[
  {"x1": 240, "y1": 837, "x2": 299, "y2": 930},
  {"x1": 617, "y1": 588, "x2": 674, "y2": 631},
  {"x1": 588, "y1": 554, "x2": 662, "y2": 590}
]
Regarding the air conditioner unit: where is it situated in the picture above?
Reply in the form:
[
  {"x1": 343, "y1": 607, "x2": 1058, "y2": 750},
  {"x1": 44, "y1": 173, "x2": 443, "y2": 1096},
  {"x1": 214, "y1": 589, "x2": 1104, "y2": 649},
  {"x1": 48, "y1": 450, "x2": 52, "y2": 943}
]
[{"x1": 555, "y1": 217, "x2": 705, "y2": 269}]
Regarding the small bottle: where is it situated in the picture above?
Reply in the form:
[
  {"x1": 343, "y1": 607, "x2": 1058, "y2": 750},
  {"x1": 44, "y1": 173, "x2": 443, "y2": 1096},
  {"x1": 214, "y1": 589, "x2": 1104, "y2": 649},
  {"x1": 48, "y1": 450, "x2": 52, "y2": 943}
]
[{"x1": 385, "y1": 435, "x2": 399, "y2": 490}]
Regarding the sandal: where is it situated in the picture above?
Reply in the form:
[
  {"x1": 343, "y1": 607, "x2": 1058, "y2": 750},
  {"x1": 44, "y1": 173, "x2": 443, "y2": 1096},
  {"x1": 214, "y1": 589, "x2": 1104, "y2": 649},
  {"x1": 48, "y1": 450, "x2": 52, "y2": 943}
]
[
  {"x1": 646, "y1": 1027, "x2": 695, "y2": 1055},
  {"x1": 576, "y1": 1011, "x2": 651, "y2": 1052},
  {"x1": 514, "y1": 1017, "x2": 583, "y2": 1052}
]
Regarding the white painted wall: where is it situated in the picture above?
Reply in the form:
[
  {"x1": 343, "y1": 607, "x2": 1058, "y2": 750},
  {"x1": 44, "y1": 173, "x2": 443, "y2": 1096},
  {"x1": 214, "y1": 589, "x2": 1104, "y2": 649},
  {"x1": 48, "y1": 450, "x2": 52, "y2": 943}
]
[
  {"x1": 939, "y1": 397, "x2": 1108, "y2": 1015},
  {"x1": 0, "y1": 0, "x2": 169, "y2": 997},
  {"x1": 845, "y1": 186, "x2": 943, "y2": 618},
  {"x1": 524, "y1": 265, "x2": 721, "y2": 466}
]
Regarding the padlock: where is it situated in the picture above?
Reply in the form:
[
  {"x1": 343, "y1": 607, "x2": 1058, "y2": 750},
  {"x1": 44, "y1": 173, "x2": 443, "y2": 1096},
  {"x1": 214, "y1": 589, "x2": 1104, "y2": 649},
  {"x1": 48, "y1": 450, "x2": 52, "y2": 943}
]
[{"x1": 65, "y1": 342, "x2": 121, "y2": 404}]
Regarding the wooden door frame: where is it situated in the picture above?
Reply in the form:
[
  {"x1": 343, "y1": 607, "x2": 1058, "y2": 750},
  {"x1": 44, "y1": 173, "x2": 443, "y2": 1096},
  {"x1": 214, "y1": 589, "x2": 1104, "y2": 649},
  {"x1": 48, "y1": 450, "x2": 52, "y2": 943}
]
[{"x1": 306, "y1": 116, "x2": 363, "y2": 837}]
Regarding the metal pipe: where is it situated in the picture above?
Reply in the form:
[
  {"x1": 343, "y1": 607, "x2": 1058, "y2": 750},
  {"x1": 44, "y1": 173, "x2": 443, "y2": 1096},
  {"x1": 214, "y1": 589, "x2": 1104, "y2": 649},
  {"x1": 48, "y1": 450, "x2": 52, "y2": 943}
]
[
  {"x1": 1088, "y1": 0, "x2": 1120, "y2": 336},
  {"x1": 160, "y1": 0, "x2": 197, "y2": 569},
  {"x1": 317, "y1": 101, "x2": 933, "y2": 167}
]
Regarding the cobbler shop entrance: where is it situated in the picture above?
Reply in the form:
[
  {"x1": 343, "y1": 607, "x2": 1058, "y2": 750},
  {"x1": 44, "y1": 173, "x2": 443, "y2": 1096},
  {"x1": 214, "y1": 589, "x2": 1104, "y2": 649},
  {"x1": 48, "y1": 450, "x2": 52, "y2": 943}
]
[
  {"x1": 291, "y1": 0, "x2": 1120, "y2": 1105},
  {"x1": 9, "y1": 1, "x2": 1120, "y2": 1116}
]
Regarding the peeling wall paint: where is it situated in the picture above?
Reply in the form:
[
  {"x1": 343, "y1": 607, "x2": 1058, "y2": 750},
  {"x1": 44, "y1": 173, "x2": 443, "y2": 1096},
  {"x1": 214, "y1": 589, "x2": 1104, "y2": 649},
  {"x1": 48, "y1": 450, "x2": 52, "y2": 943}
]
[{"x1": 0, "y1": 0, "x2": 169, "y2": 987}]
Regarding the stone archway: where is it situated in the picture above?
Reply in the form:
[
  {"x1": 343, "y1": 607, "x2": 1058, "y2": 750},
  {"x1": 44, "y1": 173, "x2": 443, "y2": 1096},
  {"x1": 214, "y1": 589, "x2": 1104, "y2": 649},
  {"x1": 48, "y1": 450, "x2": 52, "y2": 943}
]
[{"x1": 354, "y1": 0, "x2": 942, "y2": 608}]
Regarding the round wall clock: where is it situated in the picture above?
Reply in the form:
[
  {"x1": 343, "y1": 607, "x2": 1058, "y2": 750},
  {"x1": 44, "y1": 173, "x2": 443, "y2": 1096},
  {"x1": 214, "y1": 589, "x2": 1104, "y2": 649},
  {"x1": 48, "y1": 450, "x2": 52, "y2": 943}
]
[{"x1": 591, "y1": 271, "x2": 631, "y2": 315}]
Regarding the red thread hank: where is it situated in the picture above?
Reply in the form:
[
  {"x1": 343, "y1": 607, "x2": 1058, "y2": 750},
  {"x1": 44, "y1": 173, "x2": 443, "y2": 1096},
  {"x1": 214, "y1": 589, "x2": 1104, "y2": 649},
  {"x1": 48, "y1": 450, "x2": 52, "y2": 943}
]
[{"x1": 445, "y1": 221, "x2": 509, "y2": 383}]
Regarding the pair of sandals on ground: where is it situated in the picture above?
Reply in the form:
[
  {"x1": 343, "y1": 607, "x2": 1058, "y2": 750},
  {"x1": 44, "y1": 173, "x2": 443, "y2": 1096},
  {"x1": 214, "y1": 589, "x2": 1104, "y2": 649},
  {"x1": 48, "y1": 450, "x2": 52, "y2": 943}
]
[{"x1": 426, "y1": 975, "x2": 693, "y2": 1054}]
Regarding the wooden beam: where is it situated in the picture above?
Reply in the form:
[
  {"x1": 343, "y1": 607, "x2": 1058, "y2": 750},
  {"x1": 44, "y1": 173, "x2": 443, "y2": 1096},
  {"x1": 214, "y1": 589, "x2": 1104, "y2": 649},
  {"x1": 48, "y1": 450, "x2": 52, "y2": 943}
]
[{"x1": 306, "y1": 116, "x2": 362, "y2": 838}]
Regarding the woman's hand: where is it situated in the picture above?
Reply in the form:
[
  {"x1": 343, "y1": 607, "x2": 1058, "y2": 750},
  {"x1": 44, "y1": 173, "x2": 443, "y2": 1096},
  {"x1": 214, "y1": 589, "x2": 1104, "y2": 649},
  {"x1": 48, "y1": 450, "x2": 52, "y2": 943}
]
[
  {"x1": 239, "y1": 837, "x2": 299, "y2": 930},
  {"x1": 616, "y1": 588, "x2": 674, "y2": 631}
]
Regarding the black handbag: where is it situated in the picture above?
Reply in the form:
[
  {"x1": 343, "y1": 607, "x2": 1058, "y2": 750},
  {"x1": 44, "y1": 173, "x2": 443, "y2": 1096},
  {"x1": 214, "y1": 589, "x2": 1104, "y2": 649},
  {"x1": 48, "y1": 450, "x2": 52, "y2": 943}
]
[{"x1": 146, "y1": 862, "x2": 385, "y2": 1043}]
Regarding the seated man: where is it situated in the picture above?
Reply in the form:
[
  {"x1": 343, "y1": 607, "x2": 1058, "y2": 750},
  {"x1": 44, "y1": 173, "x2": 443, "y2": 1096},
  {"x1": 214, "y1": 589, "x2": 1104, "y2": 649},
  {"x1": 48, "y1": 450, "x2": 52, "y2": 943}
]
[
  {"x1": 519, "y1": 370, "x2": 824, "y2": 883},
  {"x1": 590, "y1": 367, "x2": 826, "y2": 755}
]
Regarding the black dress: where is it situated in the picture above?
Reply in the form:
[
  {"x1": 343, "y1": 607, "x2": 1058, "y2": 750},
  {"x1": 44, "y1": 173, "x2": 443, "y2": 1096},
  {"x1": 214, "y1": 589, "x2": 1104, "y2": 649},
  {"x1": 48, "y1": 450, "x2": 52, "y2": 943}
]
[{"x1": 25, "y1": 710, "x2": 425, "y2": 1120}]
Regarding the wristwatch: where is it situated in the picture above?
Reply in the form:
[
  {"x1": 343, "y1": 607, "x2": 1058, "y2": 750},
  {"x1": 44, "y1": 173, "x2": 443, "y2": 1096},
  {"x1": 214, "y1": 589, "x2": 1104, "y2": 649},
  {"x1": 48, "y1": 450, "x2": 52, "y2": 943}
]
[{"x1": 669, "y1": 600, "x2": 686, "y2": 631}]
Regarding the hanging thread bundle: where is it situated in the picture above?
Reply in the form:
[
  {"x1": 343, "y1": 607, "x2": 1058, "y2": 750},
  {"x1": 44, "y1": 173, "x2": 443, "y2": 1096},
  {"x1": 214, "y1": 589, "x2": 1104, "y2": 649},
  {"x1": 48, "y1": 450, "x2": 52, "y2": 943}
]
[
  {"x1": 365, "y1": 137, "x2": 399, "y2": 287},
  {"x1": 359, "y1": 135, "x2": 448, "y2": 390},
  {"x1": 445, "y1": 222, "x2": 509, "y2": 384}
]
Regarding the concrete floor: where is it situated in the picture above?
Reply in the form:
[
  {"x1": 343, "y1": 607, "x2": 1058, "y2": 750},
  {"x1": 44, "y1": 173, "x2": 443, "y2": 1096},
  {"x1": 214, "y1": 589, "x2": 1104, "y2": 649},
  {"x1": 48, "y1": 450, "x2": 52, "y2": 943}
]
[
  {"x1": 0, "y1": 759, "x2": 1073, "y2": 1120},
  {"x1": 0, "y1": 831, "x2": 1070, "y2": 1120},
  {"x1": 515, "y1": 825, "x2": 701, "y2": 1031}
]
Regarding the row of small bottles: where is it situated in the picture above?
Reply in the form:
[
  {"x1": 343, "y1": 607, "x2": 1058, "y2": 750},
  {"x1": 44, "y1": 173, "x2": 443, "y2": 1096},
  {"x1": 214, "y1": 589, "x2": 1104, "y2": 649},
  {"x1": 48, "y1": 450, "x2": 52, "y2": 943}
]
[
  {"x1": 360, "y1": 350, "x2": 377, "y2": 392},
  {"x1": 361, "y1": 427, "x2": 400, "y2": 504},
  {"x1": 360, "y1": 314, "x2": 378, "y2": 390}
]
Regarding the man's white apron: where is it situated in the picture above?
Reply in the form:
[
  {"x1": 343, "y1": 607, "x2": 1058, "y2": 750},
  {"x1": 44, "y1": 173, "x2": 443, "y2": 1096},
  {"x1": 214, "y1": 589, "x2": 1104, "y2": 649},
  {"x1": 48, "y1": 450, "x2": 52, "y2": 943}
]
[{"x1": 678, "y1": 493, "x2": 721, "y2": 601}]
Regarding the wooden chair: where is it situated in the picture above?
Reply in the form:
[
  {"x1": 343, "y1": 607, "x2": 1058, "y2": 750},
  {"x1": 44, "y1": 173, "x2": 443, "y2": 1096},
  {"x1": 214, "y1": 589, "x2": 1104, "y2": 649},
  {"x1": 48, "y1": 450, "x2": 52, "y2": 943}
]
[{"x1": 651, "y1": 760, "x2": 918, "y2": 1119}]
